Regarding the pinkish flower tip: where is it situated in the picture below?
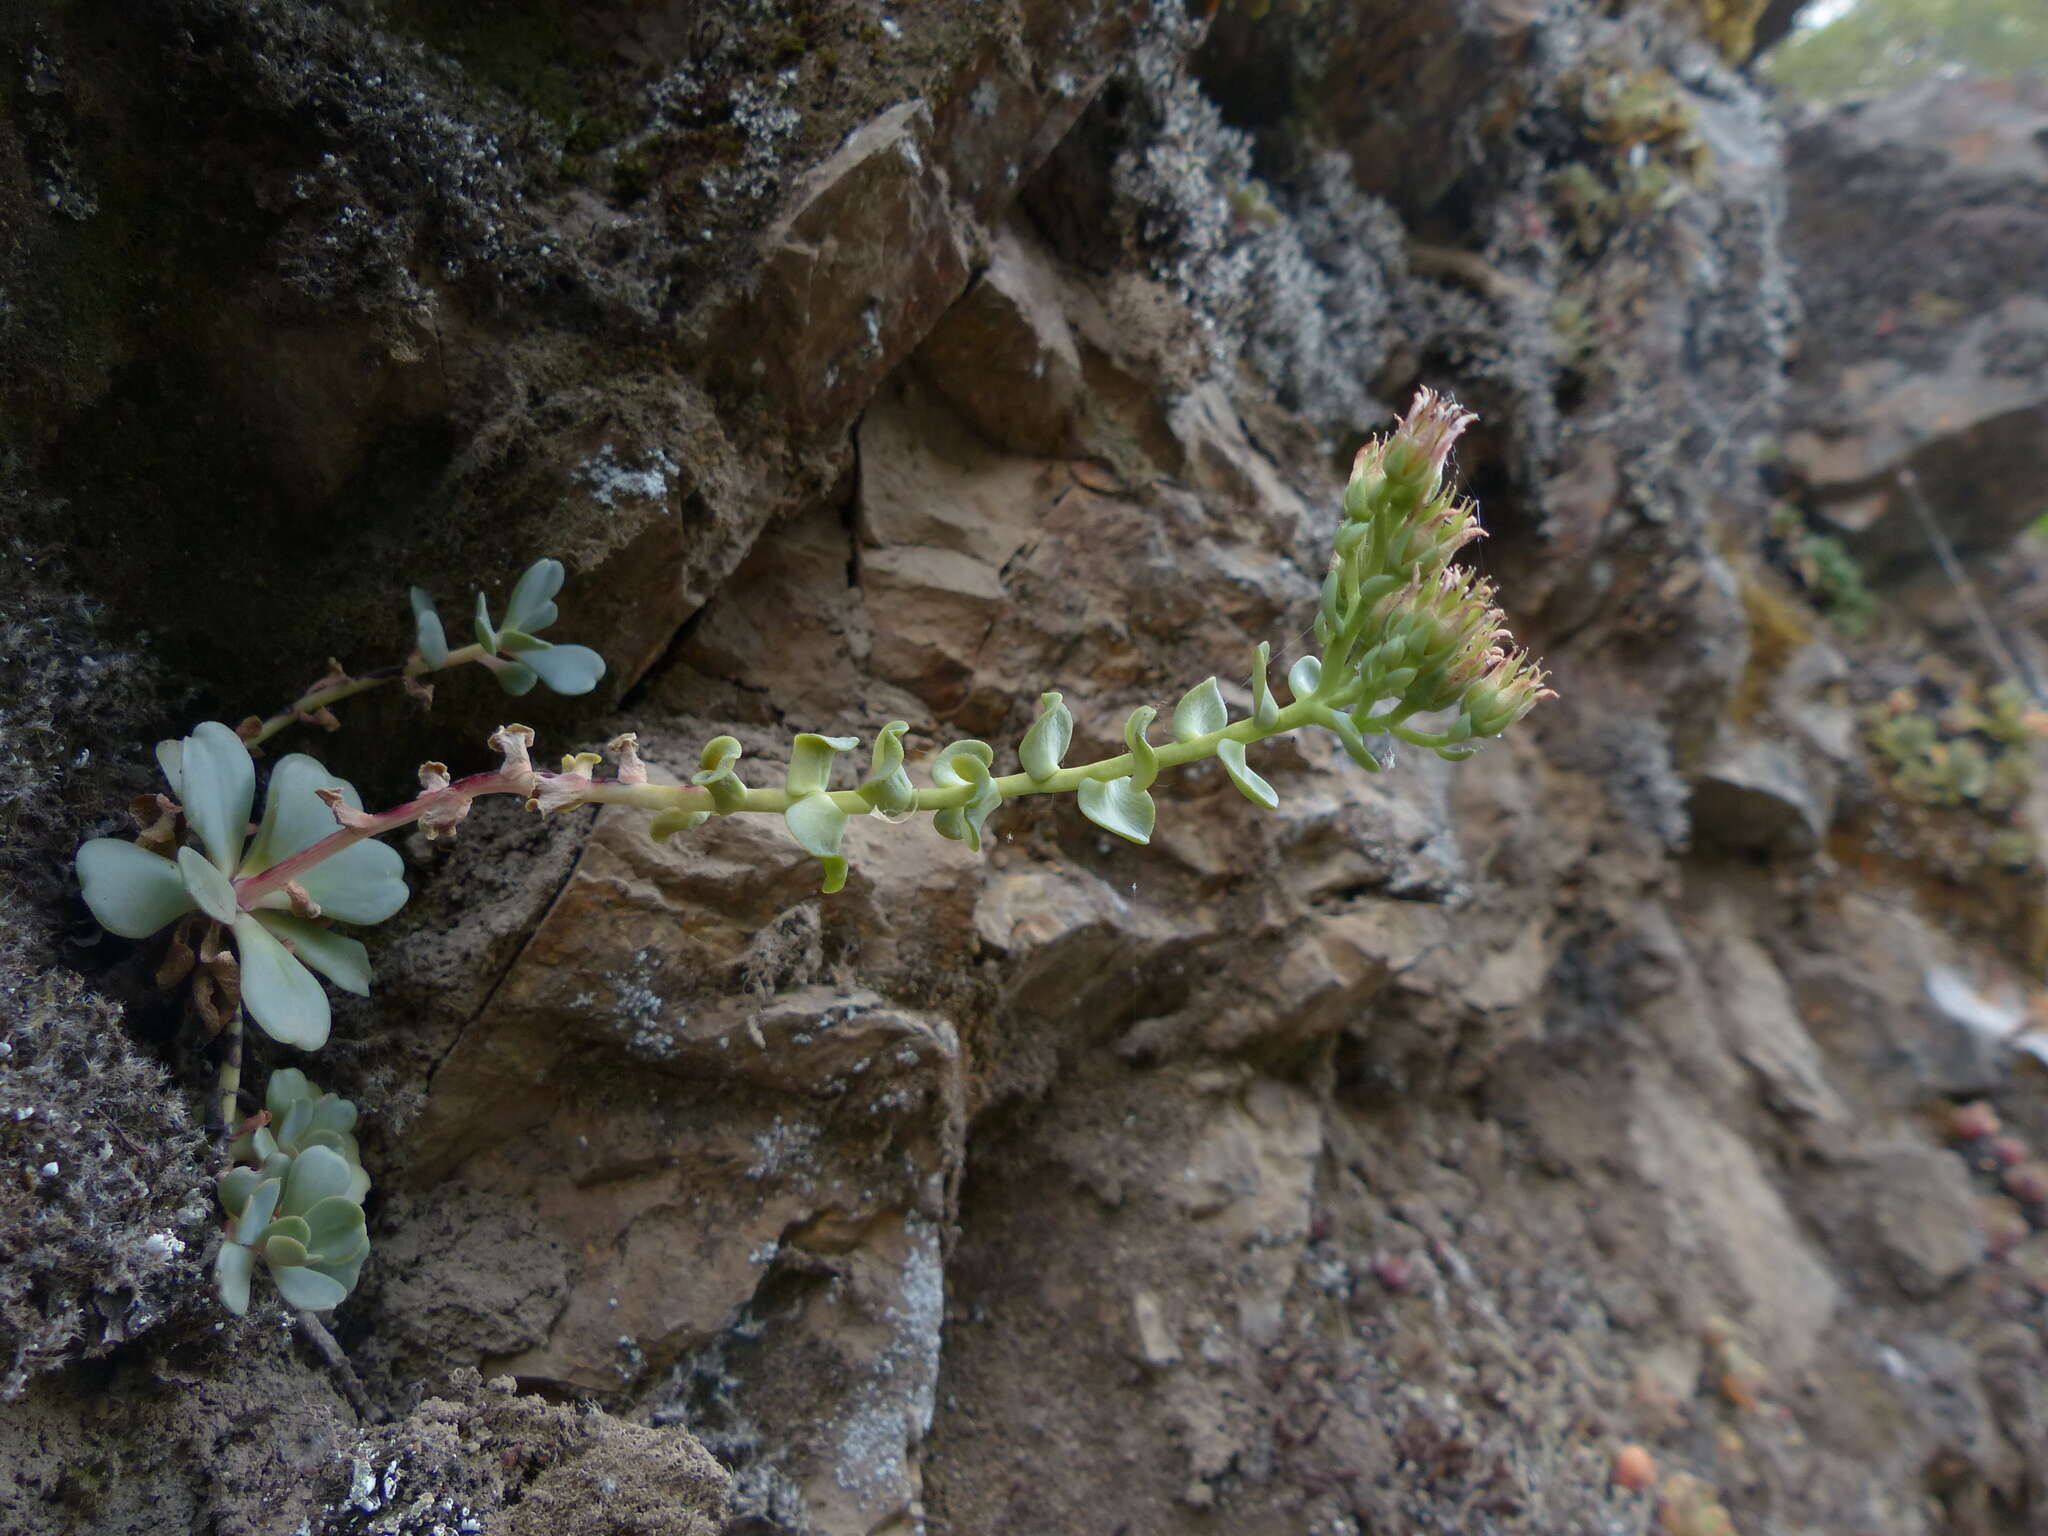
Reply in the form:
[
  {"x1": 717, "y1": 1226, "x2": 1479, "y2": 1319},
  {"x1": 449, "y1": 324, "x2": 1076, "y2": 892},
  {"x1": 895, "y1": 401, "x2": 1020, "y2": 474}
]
[{"x1": 1396, "y1": 388, "x2": 1479, "y2": 482}]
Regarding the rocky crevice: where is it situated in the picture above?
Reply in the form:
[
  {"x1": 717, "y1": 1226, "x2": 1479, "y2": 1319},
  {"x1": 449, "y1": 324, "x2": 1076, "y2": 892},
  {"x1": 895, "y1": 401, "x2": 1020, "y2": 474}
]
[{"x1": 5, "y1": 3, "x2": 2048, "y2": 1535}]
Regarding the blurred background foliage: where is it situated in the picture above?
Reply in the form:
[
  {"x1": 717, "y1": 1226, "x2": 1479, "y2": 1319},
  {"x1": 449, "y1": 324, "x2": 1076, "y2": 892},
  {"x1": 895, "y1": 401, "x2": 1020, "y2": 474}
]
[{"x1": 1765, "y1": 0, "x2": 2048, "y2": 101}]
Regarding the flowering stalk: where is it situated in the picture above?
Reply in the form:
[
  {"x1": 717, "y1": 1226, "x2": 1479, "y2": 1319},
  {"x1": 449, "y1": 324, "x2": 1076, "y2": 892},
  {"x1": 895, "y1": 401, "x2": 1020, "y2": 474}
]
[
  {"x1": 247, "y1": 389, "x2": 1552, "y2": 899},
  {"x1": 85, "y1": 390, "x2": 1550, "y2": 1017}
]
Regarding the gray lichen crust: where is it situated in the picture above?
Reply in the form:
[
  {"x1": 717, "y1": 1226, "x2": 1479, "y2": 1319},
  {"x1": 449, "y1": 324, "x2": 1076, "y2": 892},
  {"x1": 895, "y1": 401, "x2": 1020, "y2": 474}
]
[{"x1": 0, "y1": 939, "x2": 209, "y2": 1399}]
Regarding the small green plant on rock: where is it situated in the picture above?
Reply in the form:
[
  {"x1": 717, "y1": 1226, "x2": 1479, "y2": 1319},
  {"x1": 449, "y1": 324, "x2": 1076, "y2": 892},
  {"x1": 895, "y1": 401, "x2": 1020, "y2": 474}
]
[
  {"x1": 74, "y1": 390, "x2": 1550, "y2": 1317},
  {"x1": 77, "y1": 726, "x2": 407, "y2": 1054},
  {"x1": 1795, "y1": 533, "x2": 1877, "y2": 639},
  {"x1": 74, "y1": 559, "x2": 607, "y2": 1316},
  {"x1": 1768, "y1": 501, "x2": 1877, "y2": 639},
  {"x1": 1548, "y1": 63, "x2": 1713, "y2": 255},
  {"x1": 1867, "y1": 676, "x2": 2045, "y2": 883},
  {"x1": 215, "y1": 1070, "x2": 370, "y2": 1315}
]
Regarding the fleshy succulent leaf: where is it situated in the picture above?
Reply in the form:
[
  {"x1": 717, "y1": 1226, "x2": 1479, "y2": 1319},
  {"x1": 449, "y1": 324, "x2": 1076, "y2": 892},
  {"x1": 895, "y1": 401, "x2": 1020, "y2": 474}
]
[
  {"x1": 320, "y1": 1246, "x2": 370, "y2": 1296},
  {"x1": 649, "y1": 807, "x2": 711, "y2": 842},
  {"x1": 276, "y1": 1098, "x2": 313, "y2": 1150},
  {"x1": 235, "y1": 1177, "x2": 281, "y2": 1246},
  {"x1": 1217, "y1": 739, "x2": 1279, "y2": 811},
  {"x1": 220, "y1": 754, "x2": 407, "y2": 923},
  {"x1": 178, "y1": 845, "x2": 240, "y2": 925},
  {"x1": 282, "y1": 1145, "x2": 354, "y2": 1214},
  {"x1": 857, "y1": 721, "x2": 915, "y2": 812},
  {"x1": 961, "y1": 771, "x2": 1002, "y2": 850},
  {"x1": 784, "y1": 795, "x2": 850, "y2": 894},
  {"x1": 1251, "y1": 642, "x2": 1280, "y2": 730},
  {"x1": 242, "y1": 757, "x2": 408, "y2": 923},
  {"x1": 233, "y1": 913, "x2": 331, "y2": 1051},
  {"x1": 932, "y1": 749, "x2": 1001, "y2": 853},
  {"x1": 255, "y1": 915, "x2": 371, "y2": 996},
  {"x1": 503, "y1": 558, "x2": 565, "y2": 636},
  {"x1": 300, "y1": 1196, "x2": 367, "y2": 1262},
  {"x1": 492, "y1": 660, "x2": 538, "y2": 696},
  {"x1": 271, "y1": 1265, "x2": 349, "y2": 1310},
  {"x1": 692, "y1": 736, "x2": 748, "y2": 812},
  {"x1": 1076, "y1": 775, "x2": 1156, "y2": 845},
  {"x1": 256, "y1": 1214, "x2": 312, "y2": 1250},
  {"x1": 240, "y1": 755, "x2": 348, "y2": 875},
  {"x1": 179, "y1": 721, "x2": 255, "y2": 873},
  {"x1": 155, "y1": 739, "x2": 185, "y2": 798},
  {"x1": 215, "y1": 1241, "x2": 255, "y2": 1316},
  {"x1": 219, "y1": 1166, "x2": 261, "y2": 1219},
  {"x1": 1019, "y1": 692, "x2": 1073, "y2": 781},
  {"x1": 1122, "y1": 706, "x2": 1159, "y2": 793},
  {"x1": 1287, "y1": 654, "x2": 1323, "y2": 705},
  {"x1": 522, "y1": 644, "x2": 605, "y2": 695},
  {"x1": 409, "y1": 587, "x2": 450, "y2": 669},
  {"x1": 694, "y1": 737, "x2": 743, "y2": 784},
  {"x1": 787, "y1": 734, "x2": 860, "y2": 797},
  {"x1": 930, "y1": 740, "x2": 994, "y2": 787},
  {"x1": 1172, "y1": 678, "x2": 1228, "y2": 742},
  {"x1": 495, "y1": 628, "x2": 550, "y2": 654},
  {"x1": 265, "y1": 1069, "x2": 312, "y2": 1118},
  {"x1": 262, "y1": 1234, "x2": 311, "y2": 1269},
  {"x1": 1325, "y1": 711, "x2": 1394, "y2": 773},
  {"x1": 319, "y1": 1225, "x2": 370, "y2": 1271},
  {"x1": 294, "y1": 841, "x2": 407, "y2": 926},
  {"x1": 473, "y1": 591, "x2": 499, "y2": 654},
  {"x1": 76, "y1": 839, "x2": 196, "y2": 938}
]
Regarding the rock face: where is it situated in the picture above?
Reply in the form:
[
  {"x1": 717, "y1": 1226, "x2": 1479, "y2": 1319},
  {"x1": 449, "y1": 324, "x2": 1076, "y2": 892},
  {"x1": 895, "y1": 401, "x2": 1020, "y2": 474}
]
[
  {"x1": 1781, "y1": 74, "x2": 2048, "y2": 581},
  {"x1": 5, "y1": 4, "x2": 2048, "y2": 1536}
]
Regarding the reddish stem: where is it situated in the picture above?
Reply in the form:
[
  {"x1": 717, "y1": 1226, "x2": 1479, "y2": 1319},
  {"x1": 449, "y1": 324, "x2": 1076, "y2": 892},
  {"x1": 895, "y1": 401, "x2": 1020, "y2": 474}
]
[{"x1": 232, "y1": 769, "x2": 525, "y2": 908}]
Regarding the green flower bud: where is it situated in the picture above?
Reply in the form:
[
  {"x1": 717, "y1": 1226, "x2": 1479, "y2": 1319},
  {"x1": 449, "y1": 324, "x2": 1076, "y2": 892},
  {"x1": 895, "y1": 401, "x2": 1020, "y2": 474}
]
[{"x1": 1461, "y1": 648, "x2": 1556, "y2": 737}]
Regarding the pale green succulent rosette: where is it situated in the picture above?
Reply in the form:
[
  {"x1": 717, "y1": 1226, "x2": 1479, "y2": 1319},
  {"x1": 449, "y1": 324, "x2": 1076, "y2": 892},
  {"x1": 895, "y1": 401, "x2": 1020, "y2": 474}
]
[
  {"x1": 412, "y1": 556, "x2": 607, "y2": 697},
  {"x1": 76, "y1": 721, "x2": 408, "y2": 1049},
  {"x1": 214, "y1": 1070, "x2": 371, "y2": 1314}
]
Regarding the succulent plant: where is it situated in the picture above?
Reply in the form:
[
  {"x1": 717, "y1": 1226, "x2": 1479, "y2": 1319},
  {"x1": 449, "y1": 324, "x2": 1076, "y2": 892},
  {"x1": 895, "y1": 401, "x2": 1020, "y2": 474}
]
[
  {"x1": 225, "y1": 557, "x2": 608, "y2": 753},
  {"x1": 413, "y1": 557, "x2": 606, "y2": 698},
  {"x1": 1869, "y1": 681, "x2": 2044, "y2": 815},
  {"x1": 1793, "y1": 531, "x2": 1875, "y2": 638},
  {"x1": 214, "y1": 1069, "x2": 370, "y2": 1314},
  {"x1": 1984, "y1": 680, "x2": 2042, "y2": 747},
  {"x1": 74, "y1": 722, "x2": 408, "y2": 1049}
]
